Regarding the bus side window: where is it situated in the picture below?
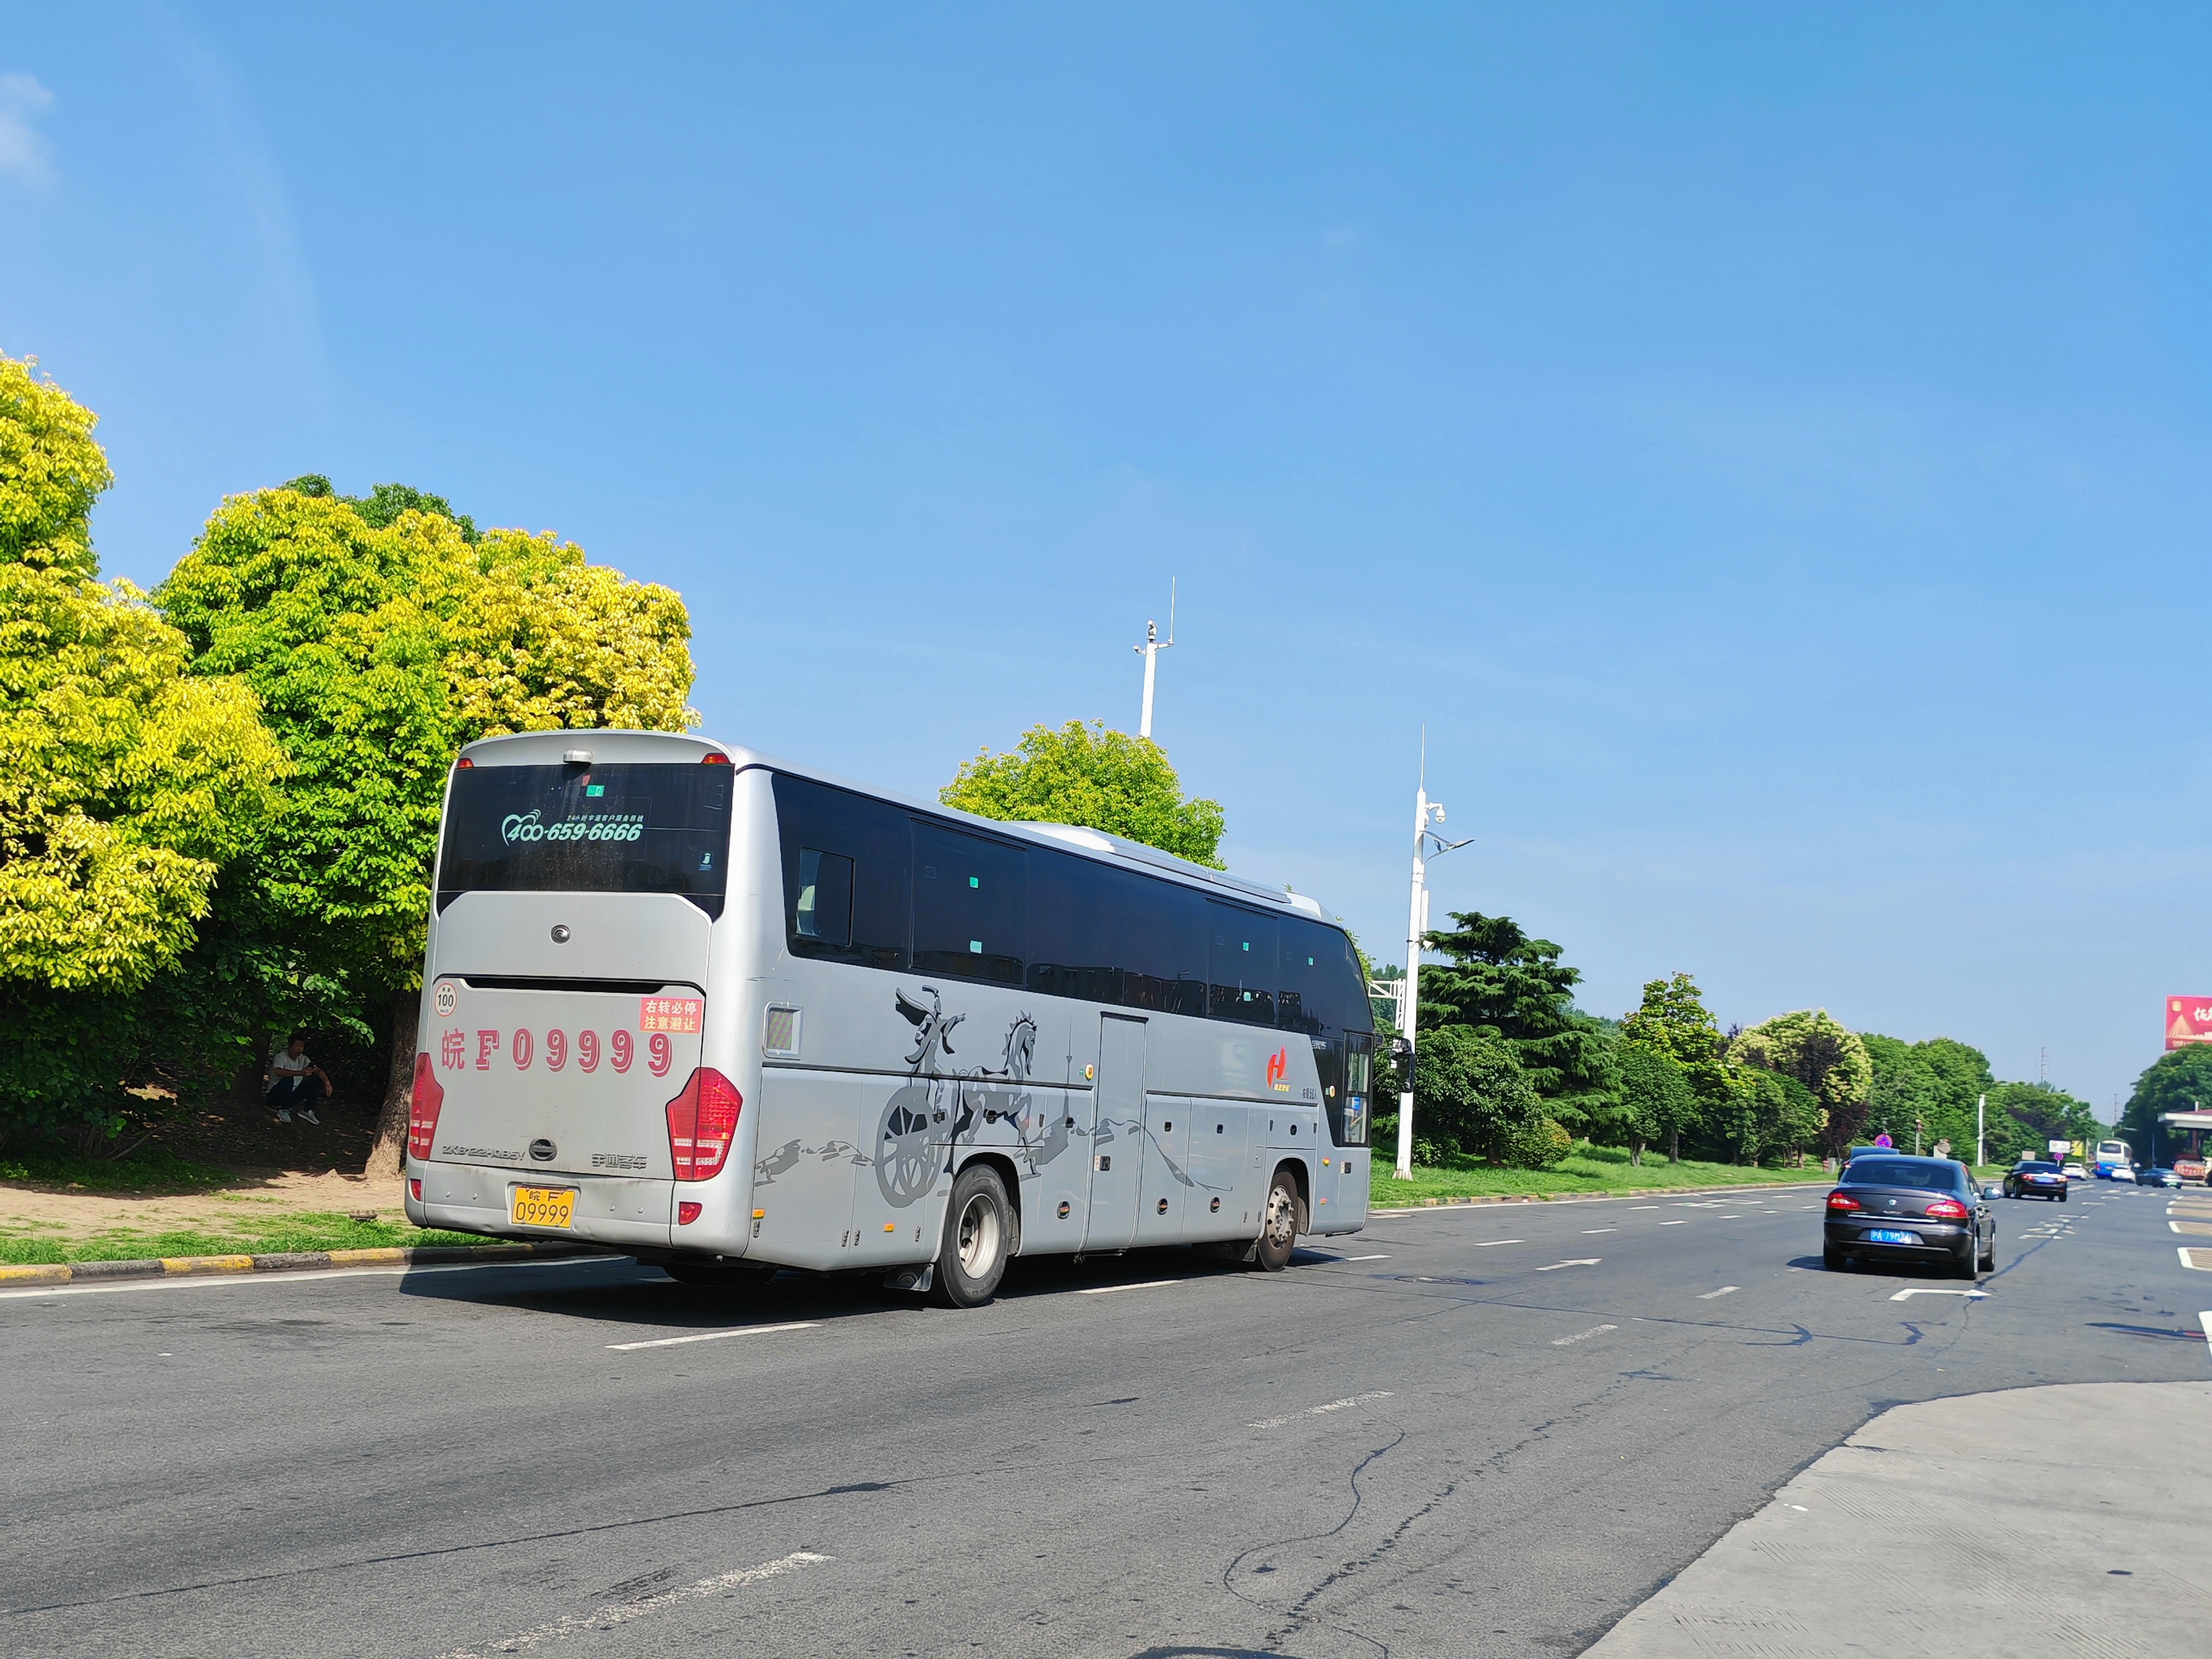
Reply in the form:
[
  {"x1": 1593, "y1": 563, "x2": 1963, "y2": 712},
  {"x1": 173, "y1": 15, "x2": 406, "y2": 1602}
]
[
  {"x1": 911, "y1": 821, "x2": 1027, "y2": 986},
  {"x1": 1208, "y1": 902, "x2": 1277, "y2": 1026},
  {"x1": 795, "y1": 849, "x2": 854, "y2": 945}
]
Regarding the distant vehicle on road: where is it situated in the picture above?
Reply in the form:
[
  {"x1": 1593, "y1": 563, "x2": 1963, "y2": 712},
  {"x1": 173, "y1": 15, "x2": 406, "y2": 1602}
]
[
  {"x1": 2141, "y1": 1167, "x2": 2184, "y2": 1190},
  {"x1": 1825, "y1": 1156, "x2": 1994, "y2": 1277},
  {"x1": 2174, "y1": 1156, "x2": 2208, "y2": 1182},
  {"x1": 2005, "y1": 1161, "x2": 2069, "y2": 1201},
  {"x1": 2062, "y1": 1161, "x2": 2088, "y2": 1181},
  {"x1": 400, "y1": 731, "x2": 1374, "y2": 1307},
  {"x1": 2093, "y1": 1138, "x2": 2132, "y2": 1177},
  {"x1": 2109, "y1": 1164, "x2": 2136, "y2": 1183}
]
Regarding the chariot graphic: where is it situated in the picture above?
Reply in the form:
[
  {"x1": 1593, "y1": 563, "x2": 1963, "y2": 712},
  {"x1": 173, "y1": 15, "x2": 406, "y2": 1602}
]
[{"x1": 874, "y1": 986, "x2": 1058, "y2": 1208}]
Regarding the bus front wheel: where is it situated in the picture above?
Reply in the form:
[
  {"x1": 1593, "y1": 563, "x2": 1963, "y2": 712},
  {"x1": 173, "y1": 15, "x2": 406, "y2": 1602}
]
[
  {"x1": 931, "y1": 1163, "x2": 1012, "y2": 1308},
  {"x1": 1254, "y1": 1169, "x2": 1305, "y2": 1272}
]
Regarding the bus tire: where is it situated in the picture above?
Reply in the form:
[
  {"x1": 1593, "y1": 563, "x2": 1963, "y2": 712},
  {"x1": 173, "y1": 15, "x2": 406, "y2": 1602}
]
[
  {"x1": 931, "y1": 1163, "x2": 1011, "y2": 1308},
  {"x1": 1254, "y1": 1168, "x2": 1305, "y2": 1272},
  {"x1": 664, "y1": 1257, "x2": 778, "y2": 1290}
]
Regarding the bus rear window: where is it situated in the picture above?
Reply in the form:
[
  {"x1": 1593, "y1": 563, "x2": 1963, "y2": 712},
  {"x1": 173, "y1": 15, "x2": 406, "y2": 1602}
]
[{"x1": 436, "y1": 763, "x2": 734, "y2": 916}]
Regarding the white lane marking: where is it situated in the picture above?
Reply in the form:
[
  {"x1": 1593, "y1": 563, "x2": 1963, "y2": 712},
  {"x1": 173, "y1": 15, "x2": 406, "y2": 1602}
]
[
  {"x1": 1582, "y1": 1228, "x2": 1618, "y2": 1234},
  {"x1": 2201, "y1": 1313, "x2": 2212, "y2": 1358},
  {"x1": 1535, "y1": 1259, "x2": 1601, "y2": 1271},
  {"x1": 1698, "y1": 1286, "x2": 1740, "y2": 1300},
  {"x1": 607, "y1": 1321, "x2": 819, "y2": 1352},
  {"x1": 436, "y1": 1550, "x2": 830, "y2": 1658},
  {"x1": 1658, "y1": 1220, "x2": 1689, "y2": 1226},
  {"x1": 1076, "y1": 1279, "x2": 1180, "y2": 1295},
  {"x1": 0, "y1": 1256, "x2": 614, "y2": 1302},
  {"x1": 1552, "y1": 1323, "x2": 1617, "y2": 1346},
  {"x1": 1337, "y1": 1254, "x2": 1391, "y2": 1262},
  {"x1": 1629, "y1": 1205, "x2": 1663, "y2": 1210},
  {"x1": 1249, "y1": 1390, "x2": 1393, "y2": 1429},
  {"x1": 1470, "y1": 1239, "x2": 1524, "y2": 1247},
  {"x1": 2179, "y1": 1249, "x2": 2212, "y2": 1272},
  {"x1": 1889, "y1": 1288, "x2": 1988, "y2": 1300}
]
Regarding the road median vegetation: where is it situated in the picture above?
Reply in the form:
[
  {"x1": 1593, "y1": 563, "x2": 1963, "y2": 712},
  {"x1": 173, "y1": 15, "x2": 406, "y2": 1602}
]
[{"x1": 1370, "y1": 1141, "x2": 1831, "y2": 1204}]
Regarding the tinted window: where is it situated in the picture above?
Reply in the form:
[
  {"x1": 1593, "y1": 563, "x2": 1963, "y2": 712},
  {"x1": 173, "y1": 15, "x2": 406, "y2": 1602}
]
[
  {"x1": 912, "y1": 822, "x2": 1026, "y2": 986},
  {"x1": 1112, "y1": 870, "x2": 1209, "y2": 1017},
  {"x1": 1279, "y1": 918, "x2": 1371, "y2": 1034},
  {"x1": 437, "y1": 763, "x2": 732, "y2": 916},
  {"x1": 1209, "y1": 902, "x2": 1277, "y2": 1025},
  {"x1": 2017, "y1": 1161, "x2": 2060, "y2": 1174},
  {"x1": 1028, "y1": 848, "x2": 1125, "y2": 1004},
  {"x1": 771, "y1": 773, "x2": 909, "y2": 969},
  {"x1": 1842, "y1": 1159, "x2": 1963, "y2": 1191}
]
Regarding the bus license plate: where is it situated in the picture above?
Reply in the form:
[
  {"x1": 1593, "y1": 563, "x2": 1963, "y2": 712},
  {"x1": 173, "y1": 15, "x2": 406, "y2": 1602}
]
[
  {"x1": 512, "y1": 1186, "x2": 576, "y2": 1229},
  {"x1": 1866, "y1": 1228, "x2": 1917, "y2": 1245}
]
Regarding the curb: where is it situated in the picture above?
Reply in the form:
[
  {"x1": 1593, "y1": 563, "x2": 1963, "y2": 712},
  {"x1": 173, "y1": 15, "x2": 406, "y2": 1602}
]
[
  {"x1": 0, "y1": 1240, "x2": 613, "y2": 1287},
  {"x1": 1368, "y1": 1179, "x2": 1831, "y2": 1215}
]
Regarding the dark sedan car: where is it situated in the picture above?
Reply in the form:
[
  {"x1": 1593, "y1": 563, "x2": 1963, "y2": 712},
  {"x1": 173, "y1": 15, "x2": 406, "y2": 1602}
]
[
  {"x1": 1825, "y1": 1155, "x2": 1993, "y2": 1277},
  {"x1": 2141, "y1": 1166, "x2": 2184, "y2": 1190},
  {"x1": 2004, "y1": 1161, "x2": 2069, "y2": 1201}
]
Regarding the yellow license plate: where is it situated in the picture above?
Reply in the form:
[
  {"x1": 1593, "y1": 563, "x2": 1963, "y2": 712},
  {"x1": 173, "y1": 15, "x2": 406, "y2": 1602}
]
[{"x1": 511, "y1": 1186, "x2": 577, "y2": 1229}]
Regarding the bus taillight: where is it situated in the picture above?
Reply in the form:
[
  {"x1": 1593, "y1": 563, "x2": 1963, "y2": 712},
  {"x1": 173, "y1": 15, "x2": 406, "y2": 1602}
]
[
  {"x1": 666, "y1": 1067, "x2": 742, "y2": 1181},
  {"x1": 406, "y1": 1052, "x2": 444, "y2": 1161}
]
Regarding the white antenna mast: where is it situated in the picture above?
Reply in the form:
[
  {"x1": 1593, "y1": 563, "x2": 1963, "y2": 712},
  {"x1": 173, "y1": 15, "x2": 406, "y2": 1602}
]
[{"x1": 1135, "y1": 577, "x2": 1177, "y2": 739}]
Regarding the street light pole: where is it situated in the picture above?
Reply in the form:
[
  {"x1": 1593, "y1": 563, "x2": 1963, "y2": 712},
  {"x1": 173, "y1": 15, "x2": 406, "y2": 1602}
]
[
  {"x1": 1393, "y1": 739, "x2": 1471, "y2": 1181},
  {"x1": 1976, "y1": 1092, "x2": 1985, "y2": 1171}
]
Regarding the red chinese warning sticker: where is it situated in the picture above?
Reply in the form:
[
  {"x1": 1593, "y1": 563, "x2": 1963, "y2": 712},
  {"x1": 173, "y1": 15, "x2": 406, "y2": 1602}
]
[{"x1": 640, "y1": 996, "x2": 703, "y2": 1034}]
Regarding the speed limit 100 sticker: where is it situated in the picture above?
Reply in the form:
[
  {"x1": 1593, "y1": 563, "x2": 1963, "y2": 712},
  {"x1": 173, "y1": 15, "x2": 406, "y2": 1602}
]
[
  {"x1": 641, "y1": 996, "x2": 703, "y2": 1033},
  {"x1": 434, "y1": 981, "x2": 459, "y2": 1018}
]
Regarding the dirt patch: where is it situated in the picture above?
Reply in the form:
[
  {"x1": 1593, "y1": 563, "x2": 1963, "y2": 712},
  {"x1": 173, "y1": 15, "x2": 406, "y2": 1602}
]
[{"x1": 0, "y1": 1168, "x2": 410, "y2": 1244}]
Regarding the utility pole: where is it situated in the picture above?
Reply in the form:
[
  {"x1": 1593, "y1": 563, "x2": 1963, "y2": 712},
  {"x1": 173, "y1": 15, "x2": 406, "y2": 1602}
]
[
  {"x1": 1976, "y1": 1092, "x2": 1985, "y2": 1170},
  {"x1": 1393, "y1": 733, "x2": 1472, "y2": 1180},
  {"x1": 1133, "y1": 580, "x2": 1176, "y2": 740}
]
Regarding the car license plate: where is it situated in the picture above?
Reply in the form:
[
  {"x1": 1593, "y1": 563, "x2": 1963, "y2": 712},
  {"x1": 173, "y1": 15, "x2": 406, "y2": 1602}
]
[
  {"x1": 511, "y1": 1186, "x2": 577, "y2": 1229},
  {"x1": 1866, "y1": 1228, "x2": 1917, "y2": 1245}
]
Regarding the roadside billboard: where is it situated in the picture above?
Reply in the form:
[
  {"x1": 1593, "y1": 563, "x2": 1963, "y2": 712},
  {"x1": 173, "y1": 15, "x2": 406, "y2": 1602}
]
[{"x1": 2165, "y1": 996, "x2": 2212, "y2": 1049}]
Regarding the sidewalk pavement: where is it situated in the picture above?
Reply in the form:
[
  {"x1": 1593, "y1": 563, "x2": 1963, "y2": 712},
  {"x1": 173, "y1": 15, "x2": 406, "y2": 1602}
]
[{"x1": 1586, "y1": 1380, "x2": 2212, "y2": 1657}]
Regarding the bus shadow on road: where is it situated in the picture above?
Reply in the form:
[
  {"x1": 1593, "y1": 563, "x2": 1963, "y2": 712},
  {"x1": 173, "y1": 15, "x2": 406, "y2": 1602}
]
[{"x1": 389, "y1": 1240, "x2": 1290, "y2": 1335}]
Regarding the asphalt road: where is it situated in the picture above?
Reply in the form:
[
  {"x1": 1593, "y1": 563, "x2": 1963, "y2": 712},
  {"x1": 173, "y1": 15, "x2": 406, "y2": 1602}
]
[{"x1": 5, "y1": 1179, "x2": 2207, "y2": 1659}]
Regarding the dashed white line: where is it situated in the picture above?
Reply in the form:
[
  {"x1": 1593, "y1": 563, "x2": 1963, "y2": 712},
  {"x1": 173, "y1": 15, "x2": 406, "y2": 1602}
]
[
  {"x1": 1698, "y1": 1286, "x2": 1740, "y2": 1300},
  {"x1": 436, "y1": 1550, "x2": 830, "y2": 1658},
  {"x1": 1551, "y1": 1323, "x2": 1617, "y2": 1346},
  {"x1": 1249, "y1": 1390, "x2": 1393, "y2": 1429},
  {"x1": 1337, "y1": 1253, "x2": 1392, "y2": 1262},
  {"x1": 1889, "y1": 1288, "x2": 1988, "y2": 1301},
  {"x1": 1659, "y1": 1220, "x2": 1689, "y2": 1226},
  {"x1": 1582, "y1": 1228, "x2": 1618, "y2": 1234},
  {"x1": 607, "y1": 1321, "x2": 819, "y2": 1351},
  {"x1": 1076, "y1": 1279, "x2": 1180, "y2": 1295},
  {"x1": 1629, "y1": 1206, "x2": 1663, "y2": 1211},
  {"x1": 1535, "y1": 1259, "x2": 1601, "y2": 1271},
  {"x1": 1470, "y1": 1239, "x2": 1524, "y2": 1247}
]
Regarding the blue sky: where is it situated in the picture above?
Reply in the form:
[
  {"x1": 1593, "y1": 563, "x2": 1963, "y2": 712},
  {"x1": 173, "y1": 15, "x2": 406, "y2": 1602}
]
[{"x1": 5, "y1": 4, "x2": 2207, "y2": 1114}]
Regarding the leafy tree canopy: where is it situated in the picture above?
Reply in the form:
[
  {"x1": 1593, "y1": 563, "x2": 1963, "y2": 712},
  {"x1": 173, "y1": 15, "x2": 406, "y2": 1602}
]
[
  {"x1": 1619, "y1": 972, "x2": 1731, "y2": 1106},
  {"x1": 2118, "y1": 1046, "x2": 2212, "y2": 1161},
  {"x1": 1419, "y1": 912, "x2": 1617, "y2": 1129},
  {"x1": 1983, "y1": 1079, "x2": 2102, "y2": 1164},
  {"x1": 1411, "y1": 1023, "x2": 1549, "y2": 1165},
  {"x1": 1730, "y1": 1008, "x2": 1871, "y2": 1155},
  {"x1": 1609, "y1": 1040, "x2": 1697, "y2": 1163},
  {"x1": 282, "y1": 475, "x2": 478, "y2": 542},
  {"x1": 1, "y1": 354, "x2": 284, "y2": 1138},
  {"x1": 941, "y1": 719, "x2": 1225, "y2": 868}
]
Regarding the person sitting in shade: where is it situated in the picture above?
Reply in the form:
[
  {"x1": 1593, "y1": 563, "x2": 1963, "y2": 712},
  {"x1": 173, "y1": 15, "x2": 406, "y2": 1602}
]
[{"x1": 266, "y1": 1038, "x2": 332, "y2": 1125}]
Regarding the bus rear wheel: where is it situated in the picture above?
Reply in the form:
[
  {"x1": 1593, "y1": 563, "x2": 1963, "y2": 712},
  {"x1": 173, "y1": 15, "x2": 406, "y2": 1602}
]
[
  {"x1": 1254, "y1": 1169, "x2": 1305, "y2": 1272},
  {"x1": 931, "y1": 1164, "x2": 1012, "y2": 1308}
]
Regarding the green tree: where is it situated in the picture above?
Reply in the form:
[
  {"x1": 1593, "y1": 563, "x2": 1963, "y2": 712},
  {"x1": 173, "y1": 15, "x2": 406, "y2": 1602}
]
[
  {"x1": 1735, "y1": 1069, "x2": 1825, "y2": 1166},
  {"x1": 0, "y1": 354, "x2": 285, "y2": 1145},
  {"x1": 1419, "y1": 912, "x2": 1616, "y2": 1131},
  {"x1": 1611, "y1": 1041, "x2": 1696, "y2": 1166},
  {"x1": 158, "y1": 482, "x2": 697, "y2": 1176},
  {"x1": 1730, "y1": 1009, "x2": 1872, "y2": 1156},
  {"x1": 1983, "y1": 1079, "x2": 2101, "y2": 1164},
  {"x1": 1618, "y1": 973, "x2": 1733, "y2": 1157},
  {"x1": 2117, "y1": 1046, "x2": 2212, "y2": 1164},
  {"x1": 940, "y1": 719, "x2": 1225, "y2": 868},
  {"x1": 1409, "y1": 1024, "x2": 1550, "y2": 1165},
  {"x1": 282, "y1": 475, "x2": 479, "y2": 542}
]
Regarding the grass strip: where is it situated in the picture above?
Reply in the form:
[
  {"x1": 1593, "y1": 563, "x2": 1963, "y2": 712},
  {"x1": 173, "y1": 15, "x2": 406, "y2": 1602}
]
[
  {"x1": 1370, "y1": 1143, "x2": 1831, "y2": 1202},
  {"x1": 0, "y1": 1211, "x2": 493, "y2": 1265},
  {"x1": 0, "y1": 1145, "x2": 238, "y2": 1195}
]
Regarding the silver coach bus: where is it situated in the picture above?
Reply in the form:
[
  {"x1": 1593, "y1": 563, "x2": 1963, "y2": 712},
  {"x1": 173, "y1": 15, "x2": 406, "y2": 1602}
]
[{"x1": 401, "y1": 730, "x2": 1375, "y2": 1305}]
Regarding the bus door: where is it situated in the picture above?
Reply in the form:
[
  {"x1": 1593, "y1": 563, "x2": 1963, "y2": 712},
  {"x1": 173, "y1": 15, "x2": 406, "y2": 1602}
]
[{"x1": 1082, "y1": 1015, "x2": 1146, "y2": 1251}]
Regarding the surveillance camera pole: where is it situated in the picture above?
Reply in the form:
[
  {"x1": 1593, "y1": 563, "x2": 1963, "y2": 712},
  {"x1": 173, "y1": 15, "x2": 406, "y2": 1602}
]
[
  {"x1": 1134, "y1": 579, "x2": 1176, "y2": 740},
  {"x1": 1394, "y1": 734, "x2": 1472, "y2": 1180}
]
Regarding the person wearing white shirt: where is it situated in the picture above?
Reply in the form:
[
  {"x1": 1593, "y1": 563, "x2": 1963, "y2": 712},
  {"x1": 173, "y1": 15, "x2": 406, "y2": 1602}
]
[{"x1": 265, "y1": 1038, "x2": 331, "y2": 1125}]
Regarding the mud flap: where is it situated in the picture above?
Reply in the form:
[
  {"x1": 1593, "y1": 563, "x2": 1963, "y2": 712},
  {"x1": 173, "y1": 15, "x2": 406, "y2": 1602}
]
[{"x1": 885, "y1": 1263, "x2": 935, "y2": 1293}]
